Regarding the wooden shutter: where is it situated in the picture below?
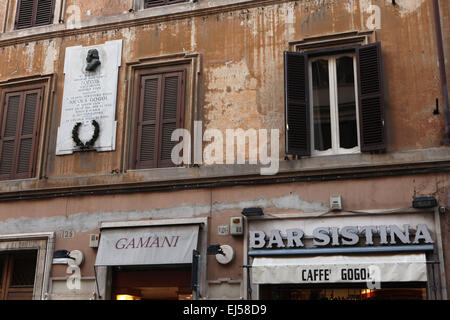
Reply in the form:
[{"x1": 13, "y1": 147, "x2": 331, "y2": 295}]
[
  {"x1": 0, "y1": 86, "x2": 43, "y2": 181},
  {"x1": 159, "y1": 72, "x2": 185, "y2": 167},
  {"x1": 144, "y1": 0, "x2": 187, "y2": 9},
  {"x1": 15, "y1": 0, "x2": 54, "y2": 29},
  {"x1": 16, "y1": 0, "x2": 35, "y2": 29},
  {"x1": 357, "y1": 42, "x2": 386, "y2": 152},
  {"x1": 35, "y1": 0, "x2": 54, "y2": 26},
  {"x1": 135, "y1": 71, "x2": 185, "y2": 169},
  {"x1": 284, "y1": 51, "x2": 310, "y2": 156},
  {"x1": 136, "y1": 75, "x2": 160, "y2": 169}
]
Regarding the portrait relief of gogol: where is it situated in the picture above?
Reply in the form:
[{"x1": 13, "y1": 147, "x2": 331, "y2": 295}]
[{"x1": 85, "y1": 48, "x2": 101, "y2": 72}]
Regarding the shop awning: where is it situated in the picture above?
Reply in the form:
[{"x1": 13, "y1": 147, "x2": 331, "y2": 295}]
[
  {"x1": 252, "y1": 253, "x2": 427, "y2": 284},
  {"x1": 95, "y1": 225, "x2": 199, "y2": 266}
]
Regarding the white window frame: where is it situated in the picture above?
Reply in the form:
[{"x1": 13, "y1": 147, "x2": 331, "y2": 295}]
[
  {"x1": 309, "y1": 53, "x2": 361, "y2": 157},
  {"x1": 0, "y1": 232, "x2": 55, "y2": 300}
]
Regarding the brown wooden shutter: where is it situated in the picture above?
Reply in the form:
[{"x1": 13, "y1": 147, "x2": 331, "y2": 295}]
[
  {"x1": 16, "y1": 0, "x2": 35, "y2": 29},
  {"x1": 135, "y1": 75, "x2": 161, "y2": 169},
  {"x1": 16, "y1": 89, "x2": 42, "y2": 178},
  {"x1": 144, "y1": 0, "x2": 187, "y2": 8},
  {"x1": 135, "y1": 70, "x2": 185, "y2": 169},
  {"x1": 0, "y1": 93, "x2": 21, "y2": 177},
  {"x1": 35, "y1": 0, "x2": 54, "y2": 26},
  {"x1": 15, "y1": 0, "x2": 54, "y2": 29},
  {"x1": 284, "y1": 51, "x2": 310, "y2": 156},
  {"x1": 0, "y1": 86, "x2": 43, "y2": 180},
  {"x1": 158, "y1": 71, "x2": 185, "y2": 168},
  {"x1": 357, "y1": 42, "x2": 386, "y2": 152}
]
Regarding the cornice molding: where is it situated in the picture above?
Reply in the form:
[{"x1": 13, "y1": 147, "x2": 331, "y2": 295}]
[
  {"x1": 0, "y1": 153, "x2": 450, "y2": 202},
  {"x1": 0, "y1": 0, "x2": 295, "y2": 47}
]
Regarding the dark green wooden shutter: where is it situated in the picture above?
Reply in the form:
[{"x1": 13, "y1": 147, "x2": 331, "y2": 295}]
[
  {"x1": 284, "y1": 51, "x2": 310, "y2": 156},
  {"x1": 357, "y1": 42, "x2": 386, "y2": 152}
]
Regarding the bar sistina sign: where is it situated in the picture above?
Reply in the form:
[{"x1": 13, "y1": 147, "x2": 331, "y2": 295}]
[{"x1": 249, "y1": 224, "x2": 433, "y2": 249}]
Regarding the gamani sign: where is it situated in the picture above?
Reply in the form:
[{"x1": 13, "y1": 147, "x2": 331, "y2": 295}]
[{"x1": 95, "y1": 225, "x2": 199, "y2": 266}]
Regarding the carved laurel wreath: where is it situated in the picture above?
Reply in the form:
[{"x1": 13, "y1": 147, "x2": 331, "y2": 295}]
[{"x1": 72, "y1": 120, "x2": 100, "y2": 151}]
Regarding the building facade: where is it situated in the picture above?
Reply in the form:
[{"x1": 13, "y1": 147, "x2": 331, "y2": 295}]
[{"x1": 0, "y1": 0, "x2": 449, "y2": 300}]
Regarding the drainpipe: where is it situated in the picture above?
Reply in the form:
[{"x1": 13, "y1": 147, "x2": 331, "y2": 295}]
[
  {"x1": 2, "y1": 0, "x2": 10, "y2": 33},
  {"x1": 433, "y1": 0, "x2": 450, "y2": 143},
  {"x1": 59, "y1": 0, "x2": 67, "y2": 23}
]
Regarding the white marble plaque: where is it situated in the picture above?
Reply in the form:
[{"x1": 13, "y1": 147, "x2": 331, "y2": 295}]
[{"x1": 56, "y1": 40, "x2": 122, "y2": 155}]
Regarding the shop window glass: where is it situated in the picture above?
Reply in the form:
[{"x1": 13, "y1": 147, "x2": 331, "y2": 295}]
[
  {"x1": 0, "y1": 256, "x2": 3, "y2": 288},
  {"x1": 260, "y1": 284, "x2": 427, "y2": 300},
  {"x1": 10, "y1": 252, "x2": 37, "y2": 287},
  {"x1": 0, "y1": 250, "x2": 37, "y2": 300}
]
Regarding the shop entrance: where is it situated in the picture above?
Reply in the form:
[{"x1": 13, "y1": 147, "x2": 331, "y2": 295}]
[
  {"x1": 260, "y1": 282, "x2": 427, "y2": 300},
  {"x1": 111, "y1": 265, "x2": 192, "y2": 300}
]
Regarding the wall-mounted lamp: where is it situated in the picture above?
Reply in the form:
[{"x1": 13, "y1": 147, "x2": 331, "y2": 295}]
[
  {"x1": 207, "y1": 244, "x2": 234, "y2": 265},
  {"x1": 241, "y1": 207, "x2": 264, "y2": 217},
  {"x1": 53, "y1": 250, "x2": 75, "y2": 264},
  {"x1": 412, "y1": 196, "x2": 437, "y2": 209},
  {"x1": 207, "y1": 244, "x2": 225, "y2": 256}
]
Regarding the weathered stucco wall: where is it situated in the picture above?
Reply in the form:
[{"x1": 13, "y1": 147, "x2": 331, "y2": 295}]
[
  {"x1": 0, "y1": 172, "x2": 447, "y2": 281},
  {"x1": 439, "y1": 0, "x2": 450, "y2": 124},
  {"x1": 63, "y1": 0, "x2": 132, "y2": 22},
  {"x1": 0, "y1": 0, "x2": 447, "y2": 184},
  {"x1": 0, "y1": 0, "x2": 449, "y2": 299}
]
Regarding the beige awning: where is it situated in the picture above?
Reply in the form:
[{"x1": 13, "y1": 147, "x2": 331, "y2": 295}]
[
  {"x1": 95, "y1": 225, "x2": 199, "y2": 266},
  {"x1": 252, "y1": 253, "x2": 427, "y2": 284}
]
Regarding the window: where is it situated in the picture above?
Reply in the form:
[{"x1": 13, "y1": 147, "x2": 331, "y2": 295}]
[
  {"x1": 125, "y1": 53, "x2": 199, "y2": 171},
  {"x1": 310, "y1": 54, "x2": 360, "y2": 155},
  {"x1": 144, "y1": 0, "x2": 188, "y2": 9},
  {"x1": 284, "y1": 42, "x2": 386, "y2": 157},
  {"x1": 0, "y1": 85, "x2": 44, "y2": 181},
  {"x1": 0, "y1": 251, "x2": 38, "y2": 300},
  {"x1": 133, "y1": 70, "x2": 186, "y2": 169},
  {"x1": 15, "y1": 0, "x2": 55, "y2": 30}
]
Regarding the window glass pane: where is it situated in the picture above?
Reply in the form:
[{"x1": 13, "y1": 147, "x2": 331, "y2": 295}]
[
  {"x1": 10, "y1": 251, "x2": 37, "y2": 287},
  {"x1": 336, "y1": 56, "x2": 358, "y2": 149},
  {"x1": 312, "y1": 59, "x2": 331, "y2": 151}
]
